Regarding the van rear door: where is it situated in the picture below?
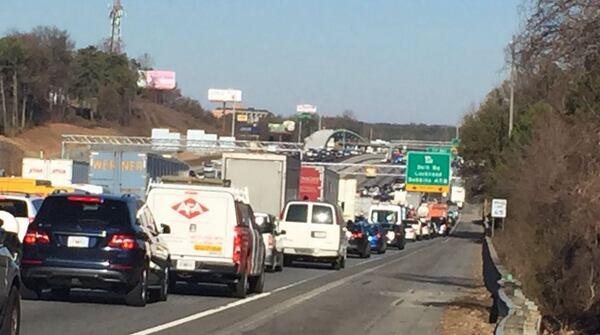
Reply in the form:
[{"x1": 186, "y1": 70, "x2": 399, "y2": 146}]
[
  {"x1": 147, "y1": 187, "x2": 234, "y2": 264},
  {"x1": 307, "y1": 204, "x2": 340, "y2": 252},
  {"x1": 280, "y1": 203, "x2": 310, "y2": 251}
]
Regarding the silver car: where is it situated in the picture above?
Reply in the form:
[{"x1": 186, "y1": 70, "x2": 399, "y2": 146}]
[{"x1": 254, "y1": 213, "x2": 285, "y2": 272}]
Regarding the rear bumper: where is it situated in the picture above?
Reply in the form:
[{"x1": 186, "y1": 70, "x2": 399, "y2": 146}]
[
  {"x1": 347, "y1": 241, "x2": 367, "y2": 254},
  {"x1": 169, "y1": 259, "x2": 239, "y2": 284},
  {"x1": 21, "y1": 266, "x2": 138, "y2": 289},
  {"x1": 284, "y1": 247, "x2": 340, "y2": 260}
]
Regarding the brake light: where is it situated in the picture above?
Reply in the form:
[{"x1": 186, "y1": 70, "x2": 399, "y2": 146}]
[
  {"x1": 24, "y1": 230, "x2": 50, "y2": 245},
  {"x1": 67, "y1": 196, "x2": 103, "y2": 203},
  {"x1": 232, "y1": 227, "x2": 242, "y2": 264},
  {"x1": 376, "y1": 232, "x2": 382, "y2": 239},
  {"x1": 28, "y1": 217, "x2": 35, "y2": 224},
  {"x1": 267, "y1": 235, "x2": 274, "y2": 249},
  {"x1": 108, "y1": 234, "x2": 137, "y2": 250},
  {"x1": 353, "y1": 232, "x2": 363, "y2": 238}
]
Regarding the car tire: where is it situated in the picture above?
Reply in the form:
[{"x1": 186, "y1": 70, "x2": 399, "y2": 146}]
[
  {"x1": 0, "y1": 286, "x2": 20, "y2": 335},
  {"x1": 20, "y1": 285, "x2": 41, "y2": 301},
  {"x1": 157, "y1": 267, "x2": 169, "y2": 302},
  {"x1": 332, "y1": 257, "x2": 342, "y2": 271},
  {"x1": 230, "y1": 273, "x2": 248, "y2": 299},
  {"x1": 340, "y1": 256, "x2": 346, "y2": 269},
  {"x1": 125, "y1": 268, "x2": 148, "y2": 307},
  {"x1": 249, "y1": 269, "x2": 265, "y2": 294},
  {"x1": 399, "y1": 240, "x2": 406, "y2": 250},
  {"x1": 275, "y1": 255, "x2": 284, "y2": 272}
]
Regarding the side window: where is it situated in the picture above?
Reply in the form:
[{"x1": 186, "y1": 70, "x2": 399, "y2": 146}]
[
  {"x1": 285, "y1": 204, "x2": 308, "y2": 223},
  {"x1": 143, "y1": 207, "x2": 158, "y2": 233},
  {"x1": 312, "y1": 205, "x2": 333, "y2": 224}
]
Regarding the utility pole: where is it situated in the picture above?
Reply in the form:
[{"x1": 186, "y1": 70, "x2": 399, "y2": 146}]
[
  {"x1": 508, "y1": 38, "x2": 515, "y2": 137},
  {"x1": 231, "y1": 102, "x2": 236, "y2": 137},
  {"x1": 109, "y1": 0, "x2": 124, "y2": 53}
]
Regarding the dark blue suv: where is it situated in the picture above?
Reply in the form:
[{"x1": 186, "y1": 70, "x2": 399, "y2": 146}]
[{"x1": 21, "y1": 193, "x2": 170, "y2": 306}]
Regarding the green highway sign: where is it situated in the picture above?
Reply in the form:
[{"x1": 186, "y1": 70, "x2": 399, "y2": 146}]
[
  {"x1": 426, "y1": 146, "x2": 451, "y2": 153},
  {"x1": 405, "y1": 151, "x2": 451, "y2": 193}
]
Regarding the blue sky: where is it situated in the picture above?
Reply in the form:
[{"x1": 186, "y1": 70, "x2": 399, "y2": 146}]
[{"x1": 0, "y1": 0, "x2": 521, "y2": 125}]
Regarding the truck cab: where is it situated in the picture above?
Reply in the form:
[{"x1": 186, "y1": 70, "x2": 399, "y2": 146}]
[{"x1": 279, "y1": 201, "x2": 347, "y2": 270}]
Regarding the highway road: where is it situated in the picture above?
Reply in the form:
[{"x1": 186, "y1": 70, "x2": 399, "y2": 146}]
[{"x1": 20, "y1": 210, "x2": 482, "y2": 335}]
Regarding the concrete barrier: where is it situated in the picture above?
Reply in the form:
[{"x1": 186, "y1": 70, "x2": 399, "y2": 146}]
[{"x1": 482, "y1": 233, "x2": 541, "y2": 335}]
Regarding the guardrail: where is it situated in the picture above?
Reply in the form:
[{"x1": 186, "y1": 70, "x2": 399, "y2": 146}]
[{"x1": 483, "y1": 223, "x2": 542, "y2": 335}]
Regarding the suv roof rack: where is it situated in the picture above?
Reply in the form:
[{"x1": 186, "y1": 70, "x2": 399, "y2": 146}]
[
  {"x1": 158, "y1": 176, "x2": 231, "y2": 187},
  {"x1": 0, "y1": 191, "x2": 31, "y2": 198}
]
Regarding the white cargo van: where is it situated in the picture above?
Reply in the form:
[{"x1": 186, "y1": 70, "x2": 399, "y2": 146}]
[
  {"x1": 279, "y1": 201, "x2": 347, "y2": 270},
  {"x1": 146, "y1": 181, "x2": 265, "y2": 298}
]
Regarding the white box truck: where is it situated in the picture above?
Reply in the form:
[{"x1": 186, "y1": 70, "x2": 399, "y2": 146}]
[
  {"x1": 338, "y1": 178, "x2": 357, "y2": 220},
  {"x1": 221, "y1": 153, "x2": 300, "y2": 216},
  {"x1": 22, "y1": 158, "x2": 89, "y2": 186}
]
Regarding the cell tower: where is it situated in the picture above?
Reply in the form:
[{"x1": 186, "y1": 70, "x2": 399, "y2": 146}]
[{"x1": 109, "y1": 0, "x2": 124, "y2": 53}]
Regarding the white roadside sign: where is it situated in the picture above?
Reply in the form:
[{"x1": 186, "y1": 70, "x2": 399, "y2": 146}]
[
  {"x1": 296, "y1": 104, "x2": 317, "y2": 114},
  {"x1": 491, "y1": 198, "x2": 507, "y2": 218},
  {"x1": 208, "y1": 88, "x2": 242, "y2": 103}
]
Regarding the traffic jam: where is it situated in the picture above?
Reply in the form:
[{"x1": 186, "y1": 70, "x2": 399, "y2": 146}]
[{"x1": 0, "y1": 144, "x2": 464, "y2": 332}]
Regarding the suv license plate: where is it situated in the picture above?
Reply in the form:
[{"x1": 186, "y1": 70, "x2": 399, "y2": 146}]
[
  {"x1": 177, "y1": 260, "x2": 195, "y2": 271},
  {"x1": 67, "y1": 236, "x2": 89, "y2": 248}
]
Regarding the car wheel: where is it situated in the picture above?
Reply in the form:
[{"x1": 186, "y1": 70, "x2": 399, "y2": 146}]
[
  {"x1": 125, "y1": 268, "x2": 148, "y2": 307},
  {"x1": 399, "y1": 240, "x2": 406, "y2": 250},
  {"x1": 0, "y1": 286, "x2": 20, "y2": 335},
  {"x1": 275, "y1": 254, "x2": 284, "y2": 272},
  {"x1": 340, "y1": 256, "x2": 346, "y2": 269},
  {"x1": 20, "y1": 285, "x2": 41, "y2": 301},
  {"x1": 157, "y1": 267, "x2": 169, "y2": 302},
  {"x1": 230, "y1": 273, "x2": 249, "y2": 299},
  {"x1": 249, "y1": 269, "x2": 265, "y2": 294},
  {"x1": 332, "y1": 257, "x2": 342, "y2": 271}
]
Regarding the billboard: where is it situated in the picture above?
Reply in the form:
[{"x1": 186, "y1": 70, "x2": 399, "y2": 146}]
[
  {"x1": 208, "y1": 89, "x2": 242, "y2": 103},
  {"x1": 138, "y1": 70, "x2": 176, "y2": 90},
  {"x1": 296, "y1": 104, "x2": 317, "y2": 114}
]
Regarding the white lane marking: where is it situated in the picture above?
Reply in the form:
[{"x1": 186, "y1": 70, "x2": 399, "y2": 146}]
[
  {"x1": 271, "y1": 278, "x2": 311, "y2": 293},
  {"x1": 129, "y1": 293, "x2": 270, "y2": 335},
  {"x1": 216, "y1": 246, "x2": 429, "y2": 334},
  {"x1": 131, "y1": 247, "x2": 427, "y2": 335}
]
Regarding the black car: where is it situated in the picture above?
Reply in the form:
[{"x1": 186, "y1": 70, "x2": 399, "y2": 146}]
[
  {"x1": 21, "y1": 193, "x2": 170, "y2": 307},
  {"x1": 0, "y1": 224, "x2": 21, "y2": 334},
  {"x1": 381, "y1": 223, "x2": 406, "y2": 250},
  {"x1": 346, "y1": 221, "x2": 371, "y2": 258}
]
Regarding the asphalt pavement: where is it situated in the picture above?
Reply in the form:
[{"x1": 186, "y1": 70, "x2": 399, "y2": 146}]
[{"x1": 21, "y1": 212, "x2": 483, "y2": 335}]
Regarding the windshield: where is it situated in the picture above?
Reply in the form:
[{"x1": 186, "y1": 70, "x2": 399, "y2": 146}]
[
  {"x1": 0, "y1": 199, "x2": 28, "y2": 217},
  {"x1": 370, "y1": 210, "x2": 398, "y2": 224},
  {"x1": 36, "y1": 197, "x2": 130, "y2": 227}
]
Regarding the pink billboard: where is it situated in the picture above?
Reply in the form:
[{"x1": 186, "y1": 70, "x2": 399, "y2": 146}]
[{"x1": 138, "y1": 70, "x2": 176, "y2": 90}]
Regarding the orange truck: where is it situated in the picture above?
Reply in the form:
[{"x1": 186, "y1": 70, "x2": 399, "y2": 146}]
[{"x1": 427, "y1": 203, "x2": 449, "y2": 220}]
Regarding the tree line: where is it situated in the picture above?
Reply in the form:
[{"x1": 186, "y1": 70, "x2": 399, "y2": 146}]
[
  {"x1": 0, "y1": 26, "x2": 140, "y2": 135},
  {"x1": 459, "y1": 0, "x2": 600, "y2": 331}
]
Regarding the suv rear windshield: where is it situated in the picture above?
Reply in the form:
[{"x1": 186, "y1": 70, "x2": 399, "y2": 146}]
[
  {"x1": 36, "y1": 197, "x2": 130, "y2": 227},
  {"x1": 371, "y1": 210, "x2": 398, "y2": 224},
  {"x1": 0, "y1": 199, "x2": 27, "y2": 217},
  {"x1": 285, "y1": 204, "x2": 308, "y2": 223}
]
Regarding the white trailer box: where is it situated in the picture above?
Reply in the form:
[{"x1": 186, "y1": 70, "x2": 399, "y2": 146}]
[
  {"x1": 222, "y1": 152, "x2": 300, "y2": 216},
  {"x1": 338, "y1": 178, "x2": 357, "y2": 221},
  {"x1": 22, "y1": 158, "x2": 89, "y2": 186}
]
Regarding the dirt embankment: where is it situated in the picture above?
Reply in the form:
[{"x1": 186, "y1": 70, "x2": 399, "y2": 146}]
[{"x1": 0, "y1": 98, "x2": 225, "y2": 173}]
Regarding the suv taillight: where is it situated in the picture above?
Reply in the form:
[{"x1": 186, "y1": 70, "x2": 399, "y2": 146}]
[
  {"x1": 23, "y1": 230, "x2": 50, "y2": 245},
  {"x1": 232, "y1": 226, "x2": 242, "y2": 264},
  {"x1": 353, "y1": 232, "x2": 363, "y2": 238},
  {"x1": 108, "y1": 234, "x2": 137, "y2": 250}
]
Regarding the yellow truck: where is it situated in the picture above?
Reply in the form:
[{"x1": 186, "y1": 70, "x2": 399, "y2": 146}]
[{"x1": 0, "y1": 177, "x2": 75, "y2": 197}]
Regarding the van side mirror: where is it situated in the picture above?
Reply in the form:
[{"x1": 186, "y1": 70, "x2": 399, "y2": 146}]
[{"x1": 160, "y1": 224, "x2": 171, "y2": 234}]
